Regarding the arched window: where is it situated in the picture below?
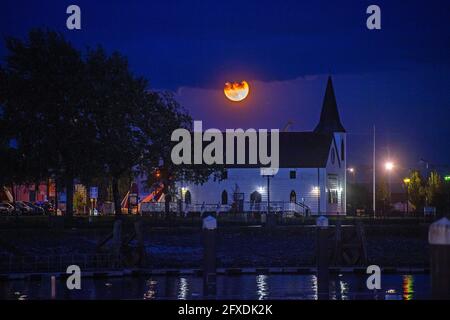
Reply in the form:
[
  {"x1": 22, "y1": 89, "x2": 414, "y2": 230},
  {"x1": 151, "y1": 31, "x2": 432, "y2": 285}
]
[
  {"x1": 290, "y1": 190, "x2": 296, "y2": 203},
  {"x1": 250, "y1": 191, "x2": 262, "y2": 204},
  {"x1": 184, "y1": 190, "x2": 191, "y2": 204},
  {"x1": 341, "y1": 139, "x2": 345, "y2": 161},
  {"x1": 221, "y1": 190, "x2": 228, "y2": 205}
]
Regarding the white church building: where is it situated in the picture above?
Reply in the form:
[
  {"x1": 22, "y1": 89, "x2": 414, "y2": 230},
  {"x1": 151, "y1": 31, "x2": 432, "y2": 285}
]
[{"x1": 141, "y1": 76, "x2": 347, "y2": 216}]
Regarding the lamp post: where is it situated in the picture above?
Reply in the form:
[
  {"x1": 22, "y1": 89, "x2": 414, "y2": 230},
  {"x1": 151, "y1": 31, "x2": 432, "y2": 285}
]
[
  {"x1": 445, "y1": 176, "x2": 450, "y2": 214},
  {"x1": 403, "y1": 178, "x2": 411, "y2": 215},
  {"x1": 261, "y1": 168, "x2": 275, "y2": 227},
  {"x1": 348, "y1": 167, "x2": 355, "y2": 184},
  {"x1": 385, "y1": 161, "x2": 394, "y2": 198}
]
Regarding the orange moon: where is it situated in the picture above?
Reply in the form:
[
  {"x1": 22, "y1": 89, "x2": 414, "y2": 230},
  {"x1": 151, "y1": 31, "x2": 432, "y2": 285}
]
[{"x1": 224, "y1": 81, "x2": 249, "y2": 102}]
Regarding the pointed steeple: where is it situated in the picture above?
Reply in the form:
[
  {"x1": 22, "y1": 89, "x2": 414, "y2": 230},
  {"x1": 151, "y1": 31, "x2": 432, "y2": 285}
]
[{"x1": 314, "y1": 76, "x2": 346, "y2": 134}]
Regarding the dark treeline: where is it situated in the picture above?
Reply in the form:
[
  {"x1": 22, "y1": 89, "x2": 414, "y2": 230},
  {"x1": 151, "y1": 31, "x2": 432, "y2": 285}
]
[{"x1": 0, "y1": 29, "x2": 219, "y2": 217}]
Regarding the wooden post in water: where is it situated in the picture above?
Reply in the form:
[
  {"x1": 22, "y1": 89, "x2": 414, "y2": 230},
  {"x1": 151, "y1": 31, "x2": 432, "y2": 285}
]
[
  {"x1": 202, "y1": 215, "x2": 217, "y2": 298},
  {"x1": 51, "y1": 275, "x2": 56, "y2": 299},
  {"x1": 316, "y1": 216, "x2": 329, "y2": 300},
  {"x1": 429, "y1": 217, "x2": 450, "y2": 299},
  {"x1": 134, "y1": 217, "x2": 144, "y2": 267},
  {"x1": 113, "y1": 219, "x2": 123, "y2": 262}
]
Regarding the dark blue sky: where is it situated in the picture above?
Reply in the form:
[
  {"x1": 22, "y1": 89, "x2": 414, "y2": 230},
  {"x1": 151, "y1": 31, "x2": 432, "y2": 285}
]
[{"x1": 2, "y1": 0, "x2": 450, "y2": 179}]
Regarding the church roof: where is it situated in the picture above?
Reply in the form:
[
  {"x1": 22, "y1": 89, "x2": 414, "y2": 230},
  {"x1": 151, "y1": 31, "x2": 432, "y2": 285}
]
[
  {"x1": 314, "y1": 76, "x2": 346, "y2": 133},
  {"x1": 277, "y1": 132, "x2": 333, "y2": 167},
  {"x1": 181, "y1": 132, "x2": 333, "y2": 169}
]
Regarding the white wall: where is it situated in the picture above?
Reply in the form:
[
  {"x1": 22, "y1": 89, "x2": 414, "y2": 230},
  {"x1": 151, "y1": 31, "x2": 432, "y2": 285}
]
[
  {"x1": 323, "y1": 132, "x2": 346, "y2": 214},
  {"x1": 177, "y1": 167, "x2": 331, "y2": 215}
]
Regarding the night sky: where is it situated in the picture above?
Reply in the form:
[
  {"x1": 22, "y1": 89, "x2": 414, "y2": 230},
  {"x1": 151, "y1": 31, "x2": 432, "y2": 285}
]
[{"x1": 2, "y1": 0, "x2": 449, "y2": 180}]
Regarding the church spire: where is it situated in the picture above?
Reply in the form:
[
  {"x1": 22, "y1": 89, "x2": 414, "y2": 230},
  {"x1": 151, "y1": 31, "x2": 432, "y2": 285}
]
[{"x1": 314, "y1": 76, "x2": 346, "y2": 134}]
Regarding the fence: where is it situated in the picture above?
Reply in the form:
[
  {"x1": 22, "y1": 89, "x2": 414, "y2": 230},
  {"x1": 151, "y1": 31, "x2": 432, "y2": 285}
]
[{"x1": 140, "y1": 201, "x2": 309, "y2": 216}]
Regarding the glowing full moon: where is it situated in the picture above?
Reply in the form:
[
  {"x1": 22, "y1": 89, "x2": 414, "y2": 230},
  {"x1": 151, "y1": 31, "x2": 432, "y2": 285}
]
[{"x1": 224, "y1": 81, "x2": 249, "y2": 102}]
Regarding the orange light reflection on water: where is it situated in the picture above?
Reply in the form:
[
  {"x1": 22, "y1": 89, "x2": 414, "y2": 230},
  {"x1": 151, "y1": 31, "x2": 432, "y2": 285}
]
[{"x1": 402, "y1": 275, "x2": 414, "y2": 300}]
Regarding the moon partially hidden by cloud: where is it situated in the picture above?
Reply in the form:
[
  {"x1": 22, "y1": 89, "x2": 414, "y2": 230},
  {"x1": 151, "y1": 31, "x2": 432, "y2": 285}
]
[{"x1": 224, "y1": 81, "x2": 249, "y2": 102}]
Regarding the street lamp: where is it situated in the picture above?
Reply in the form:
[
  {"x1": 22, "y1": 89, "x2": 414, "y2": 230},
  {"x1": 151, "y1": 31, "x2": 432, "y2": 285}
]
[
  {"x1": 347, "y1": 167, "x2": 356, "y2": 184},
  {"x1": 385, "y1": 162, "x2": 394, "y2": 171},
  {"x1": 384, "y1": 162, "x2": 395, "y2": 214},
  {"x1": 403, "y1": 178, "x2": 411, "y2": 215}
]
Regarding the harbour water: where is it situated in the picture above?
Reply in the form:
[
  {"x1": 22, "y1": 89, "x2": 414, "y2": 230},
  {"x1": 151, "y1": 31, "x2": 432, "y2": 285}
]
[{"x1": 0, "y1": 273, "x2": 430, "y2": 300}]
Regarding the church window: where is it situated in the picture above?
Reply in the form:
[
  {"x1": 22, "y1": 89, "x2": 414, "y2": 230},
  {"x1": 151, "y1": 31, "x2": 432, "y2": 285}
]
[
  {"x1": 327, "y1": 174, "x2": 338, "y2": 204},
  {"x1": 221, "y1": 190, "x2": 228, "y2": 205}
]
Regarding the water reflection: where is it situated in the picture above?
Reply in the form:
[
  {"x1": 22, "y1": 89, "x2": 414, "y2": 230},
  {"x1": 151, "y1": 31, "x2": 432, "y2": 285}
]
[
  {"x1": 311, "y1": 275, "x2": 318, "y2": 300},
  {"x1": 402, "y1": 275, "x2": 414, "y2": 300},
  {"x1": 256, "y1": 275, "x2": 268, "y2": 300},
  {"x1": 0, "y1": 273, "x2": 430, "y2": 300},
  {"x1": 143, "y1": 279, "x2": 157, "y2": 300},
  {"x1": 339, "y1": 278, "x2": 349, "y2": 300},
  {"x1": 177, "y1": 277, "x2": 189, "y2": 300}
]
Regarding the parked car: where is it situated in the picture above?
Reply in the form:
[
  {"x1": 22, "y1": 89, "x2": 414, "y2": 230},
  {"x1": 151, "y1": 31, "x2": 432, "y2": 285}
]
[
  {"x1": 15, "y1": 201, "x2": 34, "y2": 215},
  {"x1": 35, "y1": 201, "x2": 55, "y2": 215},
  {"x1": 24, "y1": 201, "x2": 45, "y2": 215},
  {"x1": 0, "y1": 202, "x2": 14, "y2": 215}
]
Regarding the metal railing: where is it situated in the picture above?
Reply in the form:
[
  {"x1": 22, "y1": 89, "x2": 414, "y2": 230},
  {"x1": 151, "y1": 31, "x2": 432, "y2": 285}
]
[
  {"x1": 244, "y1": 201, "x2": 309, "y2": 215},
  {"x1": 139, "y1": 201, "x2": 309, "y2": 216}
]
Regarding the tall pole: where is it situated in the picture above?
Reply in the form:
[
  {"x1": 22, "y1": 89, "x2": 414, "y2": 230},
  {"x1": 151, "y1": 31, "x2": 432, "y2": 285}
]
[
  {"x1": 267, "y1": 175, "x2": 270, "y2": 215},
  {"x1": 317, "y1": 168, "x2": 321, "y2": 215},
  {"x1": 406, "y1": 185, "x2": 409, "y2": 215},
  {"x1": 373, "y1": 125, "x2": 376, "y2": 218}
]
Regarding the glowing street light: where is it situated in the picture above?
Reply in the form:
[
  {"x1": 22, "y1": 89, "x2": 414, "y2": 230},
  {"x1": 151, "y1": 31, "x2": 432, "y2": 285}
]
[
  {"x1": 403, "y1": 177, "x2": 411, "y2": 215},
  {"x1": 347, "y1": 167, "x2": 356, "y2": 184},
  {"x1": 384, "y1": 162, "x2": 395, "y2": 209},
  {"x1": 385, "y1": 162, "x2": 394, "y2": 171}
]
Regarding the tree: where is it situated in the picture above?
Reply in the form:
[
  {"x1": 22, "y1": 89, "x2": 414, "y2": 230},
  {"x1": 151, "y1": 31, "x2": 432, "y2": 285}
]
[
  {"x1": 376, "y1": 175, "x2": 390, "y2": 216},
  {"x1": 73, "y1": 188, "x2": 87, "y2": 214},
  {"x1": 426, "y1": 171, "x2": 445, "y2": 213},
  {"x1": 138, "y1": 92, "x2": 224, "y2": 214},
  {"x1": 408, "y1": 170, "x2": 425, "y2": 214},
  {"x1": 443, "y1": 180, "x2": 450, "y2": 215},
  {"x1": 346, "y1": 183, "x2": 371, "y2": 215},
  {"x1": 1, "y1": 29, "x2": 222, "y2": 219},
  {"x1": 0, "y1": 29, "x2": 96, "y2": 216},
  {"x1": 84, "y1": 47, "x2": 148, "y2": 217}
]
